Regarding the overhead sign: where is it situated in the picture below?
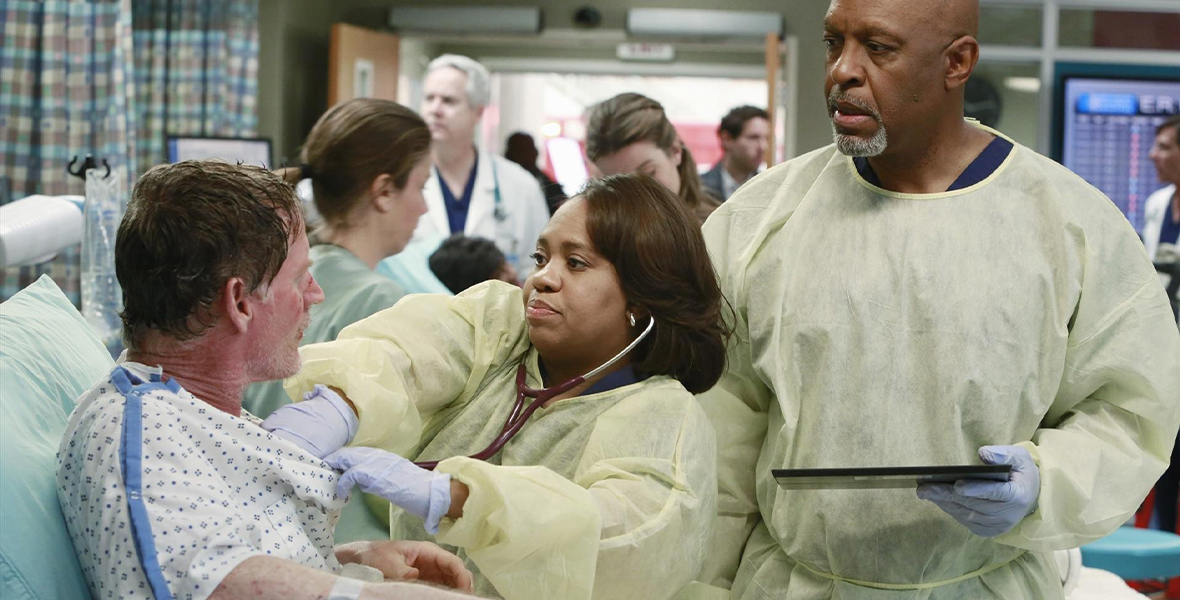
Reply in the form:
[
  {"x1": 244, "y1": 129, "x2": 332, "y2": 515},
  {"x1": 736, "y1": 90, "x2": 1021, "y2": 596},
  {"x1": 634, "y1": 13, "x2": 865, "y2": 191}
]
[
  {"x1": 616, "y1": 42, "x2": 675, "y2": 62},
  {"x1": 626, "y1": 8, "x2": 782, "y2": 38}
]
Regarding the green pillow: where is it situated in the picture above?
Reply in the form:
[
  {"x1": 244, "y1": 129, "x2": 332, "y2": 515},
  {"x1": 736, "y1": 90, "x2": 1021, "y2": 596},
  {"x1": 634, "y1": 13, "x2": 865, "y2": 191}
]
[{"x1": 0, "y1": 276, "x2": 114, "y2": 599}]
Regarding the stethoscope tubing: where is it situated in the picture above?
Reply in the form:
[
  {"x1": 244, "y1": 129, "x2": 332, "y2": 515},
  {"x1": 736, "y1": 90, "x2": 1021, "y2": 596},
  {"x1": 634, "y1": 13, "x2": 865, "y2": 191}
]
[{"x1": 413, "y1": 317, "x2": 655, "y2": 470}]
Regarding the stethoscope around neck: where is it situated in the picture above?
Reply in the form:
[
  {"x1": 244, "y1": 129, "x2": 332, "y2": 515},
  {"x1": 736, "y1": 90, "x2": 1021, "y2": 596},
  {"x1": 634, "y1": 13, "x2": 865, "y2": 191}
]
[{"x1": 414, "y1": 316, "x2": 655, "y2": 470}]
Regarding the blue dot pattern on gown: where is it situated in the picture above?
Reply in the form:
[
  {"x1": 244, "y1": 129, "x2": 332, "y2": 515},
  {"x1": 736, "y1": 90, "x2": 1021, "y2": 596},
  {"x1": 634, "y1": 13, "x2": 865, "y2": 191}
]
[{"x1": 55, "y1": 362, "x2": 350, "y2": 600}]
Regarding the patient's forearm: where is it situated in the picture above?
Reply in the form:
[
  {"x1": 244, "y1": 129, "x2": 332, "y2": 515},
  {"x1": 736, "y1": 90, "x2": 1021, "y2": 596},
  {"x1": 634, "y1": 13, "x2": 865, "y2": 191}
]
[
  {"x1": 208, "y1": 556, "x2": 466, "y2": 599},
  {"x1": 209, "y1": 556, "x2": 336, "y2": 599}
]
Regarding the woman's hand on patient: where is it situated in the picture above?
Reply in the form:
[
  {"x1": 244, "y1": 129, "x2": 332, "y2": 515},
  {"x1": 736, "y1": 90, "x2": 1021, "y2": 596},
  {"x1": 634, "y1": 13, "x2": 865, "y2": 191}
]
[
  {"x1": 325, "y1": 447, "x2": 454, "y2": 534},
  {"x1": 336, "y1": 540, "x2": 474, "y2": 592},
  {"x1": 262, "y1": 385, "x2": 357, "y2": 458}
]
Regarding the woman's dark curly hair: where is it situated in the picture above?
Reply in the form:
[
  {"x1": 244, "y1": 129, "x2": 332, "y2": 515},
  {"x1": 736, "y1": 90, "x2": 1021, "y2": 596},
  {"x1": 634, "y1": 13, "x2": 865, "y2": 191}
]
[{"x1": 580, "y1": 173, "x2": 731, "y2": 393}]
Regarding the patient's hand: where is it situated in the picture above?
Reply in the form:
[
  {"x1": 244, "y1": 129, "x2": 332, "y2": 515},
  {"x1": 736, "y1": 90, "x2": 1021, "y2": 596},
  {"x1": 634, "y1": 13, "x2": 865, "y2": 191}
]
[{"x1": 336, "y1": 540, "x2": 474, "y2": 592}]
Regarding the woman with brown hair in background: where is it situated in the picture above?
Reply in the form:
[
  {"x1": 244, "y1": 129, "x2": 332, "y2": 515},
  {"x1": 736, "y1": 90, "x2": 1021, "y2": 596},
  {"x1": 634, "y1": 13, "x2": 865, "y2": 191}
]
[
  {"x1": 585, "y1": 92, "x2": 721, "y2": 223},
  {"x1": 264, "y1": 173, "x2": 729, "y2": 599},
  {"x1": 243, "y1": 97, "x2": 431, "y2": 542}
]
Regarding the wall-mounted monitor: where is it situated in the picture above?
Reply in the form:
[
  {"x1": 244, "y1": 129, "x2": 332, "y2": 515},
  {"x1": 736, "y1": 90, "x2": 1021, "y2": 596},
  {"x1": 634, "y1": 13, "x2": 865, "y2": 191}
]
[
  {"x1": 167, "y1": 136, "x2": 273, "y2": 169},
  {"x1": 1053, "y1": 63, "x2": 1180, "y2": 233}
]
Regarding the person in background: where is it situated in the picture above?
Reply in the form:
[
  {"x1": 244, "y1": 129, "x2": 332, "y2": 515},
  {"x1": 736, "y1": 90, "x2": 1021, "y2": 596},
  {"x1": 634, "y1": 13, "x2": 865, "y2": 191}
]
[
  {"x1": 245, "y1": 98, "x2": 429, "y2": 419},
  {"x1": 263, "y1": 174, "x2": 728, "y2": 600},
  {"x1": 57, "y1": 161, "x2": 472, "y2": 600},
  {"x1": 697, "y1": 0, "x2": 1180, "y2": 596},
  {"x1": 244, "y1": 98, "x2": 431, "y2": 544},
  {"x1": 504, "y1": 131, "x2": 567, "y2": 215},
  {"x1": 397, "y1": 54, "x2": 549, "y2": 278},
  {"x1": 700, "y1": 105, "x2": 771, "y2": 201},
  {"x1": 1145, "y1": 115, "x2": 1180, "y2": 262},
  {"x1": 1145, "y1": 115, "x2": 1180, "y2": 535},
  {"x1": 429, "y1": 233, "x2": 519, "y2": 293},
  {"x1": 585, "y1": 92, "x2": 721, "y2": 224}
]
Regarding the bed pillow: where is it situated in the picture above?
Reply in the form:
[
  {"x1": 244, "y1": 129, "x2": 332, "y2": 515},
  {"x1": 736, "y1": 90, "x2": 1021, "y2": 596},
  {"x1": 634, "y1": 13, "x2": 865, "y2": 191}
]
[{"x1": 0, "y1": 275, "x2": 114, "y2": 599}]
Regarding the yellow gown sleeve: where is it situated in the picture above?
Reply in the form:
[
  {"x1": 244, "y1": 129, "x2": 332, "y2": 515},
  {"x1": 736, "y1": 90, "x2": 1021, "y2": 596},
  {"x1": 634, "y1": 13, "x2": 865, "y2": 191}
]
[
  {"x1": 434, "y1": 458, "x2": 602, "y2": 600},
  {"x1": 691, "y1": 200, "x2": 774, "y2": 592},
  {"x1": 996, "y1": 211, "x2": 1180, "y2": 550},
  {"x1": 434, "y1": 387, "x2": 717, "y2": 600},
  {"x1": 283, "y1": 281, "x2": 531, "y2": 454}
]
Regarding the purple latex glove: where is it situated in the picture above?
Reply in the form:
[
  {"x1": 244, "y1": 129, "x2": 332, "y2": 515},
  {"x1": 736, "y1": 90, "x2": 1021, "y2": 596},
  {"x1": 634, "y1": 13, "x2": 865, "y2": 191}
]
[
  {"x1": 917, "y1": 445, "x2": 1041, "y2": 538},
  {"x1": 325, "y1": 447, "x2": 453, "y2": 535},
  {"x1": 262, "y1": 384, "x2": 358, "y2": 459}
]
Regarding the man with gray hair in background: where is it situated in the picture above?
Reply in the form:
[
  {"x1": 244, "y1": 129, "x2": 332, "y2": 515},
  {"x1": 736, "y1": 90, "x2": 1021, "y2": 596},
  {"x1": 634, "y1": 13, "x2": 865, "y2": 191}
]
[{"x1": 409, "y1": 54, "x2": 549, "y2": 278}]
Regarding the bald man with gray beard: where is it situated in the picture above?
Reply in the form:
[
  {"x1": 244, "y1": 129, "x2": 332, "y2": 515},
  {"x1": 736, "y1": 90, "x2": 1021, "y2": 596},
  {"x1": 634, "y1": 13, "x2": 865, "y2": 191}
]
[{"x1": 691, "y1": 0, "x2": 1180, "y2": 598}]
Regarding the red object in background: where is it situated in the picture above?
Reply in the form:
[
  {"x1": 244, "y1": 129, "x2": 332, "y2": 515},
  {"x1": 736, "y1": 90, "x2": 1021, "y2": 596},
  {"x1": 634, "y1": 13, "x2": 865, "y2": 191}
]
[
  {"x1": 673, "y1": 122, "x2": 723, "y2": 171},
  {"x1": 1129, "y1": 489, "x2": 1180, "y2": 599},
  {"x1": 1137, "y1": 489, "x2": 1155, "y2": 529},
  {"x1": 540, "y1": 145, "x2": 561, "y2": 182},
  {"x1": 541, "y1": 137, "x2": 591, "y2": 182},
  {"x1": 1129, "y1": 578, "x2": 1180, "y2": 599},
  {"x1": 1093, "y1": 11, "x2": 1180, "y2": 51}
]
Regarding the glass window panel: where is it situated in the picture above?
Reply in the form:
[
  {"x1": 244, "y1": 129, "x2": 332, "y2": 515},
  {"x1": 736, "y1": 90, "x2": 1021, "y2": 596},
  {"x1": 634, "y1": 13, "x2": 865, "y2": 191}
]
[
  {"x1": 971, "y1": 62, "x2": 1042, "y2": 149},
  {"x1": 979, "y1": 6, "x2": 1043, "y2": 46}
]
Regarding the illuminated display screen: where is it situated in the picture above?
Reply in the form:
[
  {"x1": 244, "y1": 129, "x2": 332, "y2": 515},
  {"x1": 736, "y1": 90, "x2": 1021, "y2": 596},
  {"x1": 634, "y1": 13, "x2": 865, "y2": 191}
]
[
  {"x1": 1061, "y1": 77, "x2": 1180, "y2": 232},
  {"x1": 167, "y1": 137, "x2": 273, "y2": 169}
]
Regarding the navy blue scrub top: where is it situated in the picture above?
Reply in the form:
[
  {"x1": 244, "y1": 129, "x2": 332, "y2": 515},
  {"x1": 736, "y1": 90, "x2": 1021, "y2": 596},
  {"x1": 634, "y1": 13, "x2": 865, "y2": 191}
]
[
  {"x1": 440, "y1": 154, "x2": 480, "y2": 235},
  {"x1": 538, "y1": 363, "x2": 645, "y2": 396},
  {"x1": 1160, "y1": 203, "x2": 1180, "y2": 248},
  {"x1": 855, "y1": 136, "x2": 1014, "y2": 191}
]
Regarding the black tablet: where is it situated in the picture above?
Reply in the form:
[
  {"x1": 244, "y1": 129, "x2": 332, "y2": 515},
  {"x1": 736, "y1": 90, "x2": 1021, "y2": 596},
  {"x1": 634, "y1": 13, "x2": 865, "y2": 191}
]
[{"x1": 773, "y1": 465, "x2": 1012, "y2": 490}]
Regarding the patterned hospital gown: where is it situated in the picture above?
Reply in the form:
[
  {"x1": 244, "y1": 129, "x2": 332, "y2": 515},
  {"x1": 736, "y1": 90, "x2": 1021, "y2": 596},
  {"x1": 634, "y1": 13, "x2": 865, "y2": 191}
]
[{"x1": 56, "y1": 361, "x2": 349, "y2": 600}]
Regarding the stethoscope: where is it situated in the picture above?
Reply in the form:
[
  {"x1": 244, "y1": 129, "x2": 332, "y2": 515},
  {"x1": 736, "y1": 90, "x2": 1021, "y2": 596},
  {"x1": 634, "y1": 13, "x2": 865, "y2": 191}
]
[
  {"x1": 414, "y1": 316, "x2": 655, "y2": 470},
  {"x1": 491, "y1": 157, "x2": 506, "y2": 223}
]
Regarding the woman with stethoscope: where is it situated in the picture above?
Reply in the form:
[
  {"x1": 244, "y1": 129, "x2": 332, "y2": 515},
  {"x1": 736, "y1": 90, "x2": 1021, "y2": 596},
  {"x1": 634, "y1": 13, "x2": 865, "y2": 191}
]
[{"x1": 262, "y1": 173, "x2": 729, "y2": 600}]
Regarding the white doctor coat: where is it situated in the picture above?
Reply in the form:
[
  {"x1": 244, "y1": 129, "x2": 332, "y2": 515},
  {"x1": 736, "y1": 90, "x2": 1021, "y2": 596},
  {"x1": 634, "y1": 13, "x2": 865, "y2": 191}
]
[
  {"x1": 1143, "y1": 184, "x2": 1177, "y2": 261},
  {"x1": 416, "y1": 149, "x2": 550, "y2": 276}
]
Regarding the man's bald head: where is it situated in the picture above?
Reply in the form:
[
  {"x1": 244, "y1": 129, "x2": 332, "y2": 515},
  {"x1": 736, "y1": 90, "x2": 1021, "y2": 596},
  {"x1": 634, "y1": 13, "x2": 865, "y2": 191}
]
[
  {"x1": 912, "y1": 0, "x2": 979, "y2": 41},
  {"x1": 826, "y1": 0, "x2": 978, "y2": 52}
]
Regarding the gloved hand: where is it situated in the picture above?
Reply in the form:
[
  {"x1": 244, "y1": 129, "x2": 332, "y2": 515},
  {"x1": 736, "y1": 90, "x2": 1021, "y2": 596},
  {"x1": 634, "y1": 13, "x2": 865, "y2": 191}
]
[
  {"x1": 917, "y1": 445, "x2": 1041, "y2": 538},
  {"x1": 261, "y1": 384, "x2": 358, "y2": 459},
  {"x1": 325, "y1": 447, "x2": 453, "y2": 535}
]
